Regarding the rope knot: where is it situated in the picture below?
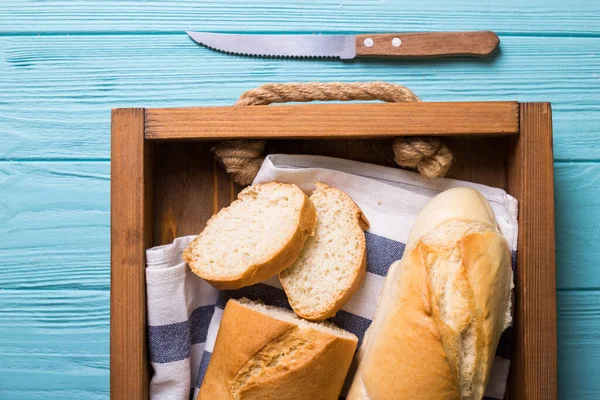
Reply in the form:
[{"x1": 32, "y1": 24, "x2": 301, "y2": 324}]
[
  {"x1": 213, "y1": 140, "x2": 266, "y2": 186},
  {"x1": 392, "y1": 137, "x2": 453, "y2": 179}
]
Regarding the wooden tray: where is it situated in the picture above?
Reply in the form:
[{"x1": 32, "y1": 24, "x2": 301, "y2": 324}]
[{"x1": 110, "y1": 102, "x2": 557, "y2": 400}]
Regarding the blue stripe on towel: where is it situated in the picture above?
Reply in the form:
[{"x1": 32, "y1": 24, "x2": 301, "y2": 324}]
[
  {"x1": 365, "y1": 231, "x2": 405, "y2": 276},
  {"x1": 190, "y1": 306, "x2": 216, "y2": 345},
  {"x1": 148, "y1": 304, "x2": 215, "y2": 364},
  {"x1": 195, "y1": 350, "x2": 213, "y2": 388},
  {"x1": 329, "y1": 310, "x2": 372, "y2": 348}
]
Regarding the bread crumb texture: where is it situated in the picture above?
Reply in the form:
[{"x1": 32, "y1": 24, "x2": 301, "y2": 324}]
[
  {"x1": 280, "y1": 183, "x2": 368, "y2": 320},
  {"x1": 183, "y1": 182, "x2": 314, "y2": 286}
]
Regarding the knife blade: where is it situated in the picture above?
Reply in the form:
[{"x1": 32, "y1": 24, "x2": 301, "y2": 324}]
[{"x1": 186, "y1": 31, "x2": 499, "y2": 59}]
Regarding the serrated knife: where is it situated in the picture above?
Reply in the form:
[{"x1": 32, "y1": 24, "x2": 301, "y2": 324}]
[{"x1": 186, "y1": 31, "x2": 499, "y2": 59}]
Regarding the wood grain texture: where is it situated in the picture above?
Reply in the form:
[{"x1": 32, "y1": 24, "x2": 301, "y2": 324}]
[
  {"x1": 0, "y1": 162, "x2": 109, "y2": 290},
  {"x1": 557, "y1": 290, "x2": 600, "y2": 400},
  {"x1": 2, "y1": 35, "x2": 599, "y2": 160},
  {"x1": 0, "y1": 0, "x2": 599, "y2": 35},
  {"x1": 507, "y1": 103, "x2": 557, "y2": 400},
  {"x1": 110, "y1": 108, "x2": 151, "y2": 400},
  {"x1": 0, "y1": 289, "x2": 109, "y2": 399},
  {"x1": 145, "y1": 102, "x2": 518, "y2": 140},
  {"x1": 355, "y1": 31, "x2": 499, "y2": 58},
  {"x1": 152, "y1": 142, "x2": 238, "y2": 245},
  {"x1": 555, "y1": 163, "x2": 600, "y2": 289}
]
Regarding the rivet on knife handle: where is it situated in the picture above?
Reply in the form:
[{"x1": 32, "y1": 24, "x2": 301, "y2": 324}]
[{"x1": 355, "y1": 31, "x2": 499, "y2": 58}]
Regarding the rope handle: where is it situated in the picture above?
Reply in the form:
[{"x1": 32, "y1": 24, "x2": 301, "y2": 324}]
[{"x1": 214, "y1": 82, "x2": 453, "y2": 185}]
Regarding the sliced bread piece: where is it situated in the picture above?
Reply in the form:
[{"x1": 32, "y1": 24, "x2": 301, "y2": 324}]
[
  {"x1": 183, "y1": 182, "x2": 316, "y2": 290},
  {"x1": 279, "y1": 183, "x2": 369, "y2": 321},
  {"x1": 198, "y1": 298, "x2": 358, "y2": 400}
]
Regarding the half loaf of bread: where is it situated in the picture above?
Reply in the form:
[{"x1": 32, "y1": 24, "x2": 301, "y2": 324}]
[
  {"x1": 348, "y1": 187, "x2": 513, "y2": 400},
  {"x1": 198, "y1": 298, "x2": 358, "y2": 400},
  {"x1": 183, "y1": 182, "x2": 316, "y2": 289},
  {"x1": 280, "y1": 183, "x2": 369, "y2": 320}
]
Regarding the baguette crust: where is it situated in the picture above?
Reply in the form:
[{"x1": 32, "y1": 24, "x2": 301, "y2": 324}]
[
  {"x1": 348, "y1": 187, "x2": 513, "y2": 400},
  {"x1": 280, "y1": 183, "x2": 369, "y2": 321},
  {"x1": 459, "y1": 232, "x2": 512, "y2": 399},
  {"x1": 349, "y1": 249, "x2": 460, "y2": 400},
  {"x1": 198, "y1": 299, "x2": 358, "y2": 400},
  {"x1": 183, "y1": 182, "x2": 317, "y2": 290}
]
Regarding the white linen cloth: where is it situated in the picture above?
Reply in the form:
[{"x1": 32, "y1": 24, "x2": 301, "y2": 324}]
[{"x1": 146, "y1": 154, "x2": 518, "y2": 400}]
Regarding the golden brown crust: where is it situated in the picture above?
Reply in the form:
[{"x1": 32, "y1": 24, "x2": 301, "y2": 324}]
[
  {"x1": 183, "y1": 182, "x2": 317, "y2": 290},
  {"x1": 279, "y1": 183, "x2": 368, "y2": 321},
  {"x1": 348, "y1": 230, "x2": 511, "y2": 400},
  {"x1": 198, "y1": 300, "x2": 358, "y2": 400},
  {"x1": 348, "y1": 247, "x2": 461, "y2": 400},
  {"x1": 461, "y1": 231, "x2": 512, "y2": 399}
]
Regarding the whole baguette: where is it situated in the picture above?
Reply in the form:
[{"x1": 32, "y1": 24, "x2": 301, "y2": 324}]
[
  {"x1": 198, "y1": 298, "x2": 358, "y2": 400},
  {"x1": 348, "y1": 187, "x2": 513, "y2": 400}
]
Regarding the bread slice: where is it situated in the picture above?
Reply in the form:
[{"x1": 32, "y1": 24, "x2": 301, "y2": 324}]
[
  {"x1": 279, "y1": 183, "x2": 369, "y2": 321},
  {"x1": 198, "y1": 298, "x2": 358, "y2": 400},
  {"x1": 183, "y1": 182, "x2": 317, "y2": 290}
]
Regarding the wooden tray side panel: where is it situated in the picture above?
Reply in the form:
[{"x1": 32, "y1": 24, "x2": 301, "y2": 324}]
[
  {"x1": 507, "y1": 103, "x2": 557, "y2": 400},
  {"x1": 110, "y1": 108, "x2": 152, "y2": 400},
  {"x1": 144, "y1": 102, "x2": 519, "y2": 140}
]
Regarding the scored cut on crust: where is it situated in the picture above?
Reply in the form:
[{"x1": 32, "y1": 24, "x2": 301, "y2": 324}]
[{"x1": 197, "y1": 298, "x2": 358, "y2": 400}]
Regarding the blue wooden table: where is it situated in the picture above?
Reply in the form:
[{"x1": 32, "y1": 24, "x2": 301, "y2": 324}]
[{"x1": 0, "y1": 1, "x2": 598, "y2": 398}]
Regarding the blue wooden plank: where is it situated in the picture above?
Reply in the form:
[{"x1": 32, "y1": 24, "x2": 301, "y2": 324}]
[
  {"x1": 556, "y1": 163, "x2": 600, "y2": 290},
  {"x1": 0, "y1": 162, "x2": 109, "y2": 290},
  {"x1": 0, "y1": 391, "x2": 108, "y2": 400},
  {"x1": 0, "y1": 0, "x2": 599, "y2": 35},
  {"x1": 558, "y1": 290, "x2": 600, "y2": 399},
  {"x1": 1, "y1": 35, "x2": 600, "y2": 161},
  {"x1": 0, "y1": 290, "x2": 109, "y2": 399}
]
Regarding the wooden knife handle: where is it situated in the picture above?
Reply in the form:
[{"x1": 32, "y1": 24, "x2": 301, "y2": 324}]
[{"x1": 355, "y1": 31, "x2": 499, "y2": 58}]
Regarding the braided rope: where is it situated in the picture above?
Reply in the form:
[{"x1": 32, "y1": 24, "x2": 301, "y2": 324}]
[{"x1": 214, "y1": 82, "x2": 453, "y2": 185}]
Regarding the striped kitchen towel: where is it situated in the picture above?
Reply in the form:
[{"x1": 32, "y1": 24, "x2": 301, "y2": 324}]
[{"x1": 146, "y1": 154, "x2": 518, "y2": 400}]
